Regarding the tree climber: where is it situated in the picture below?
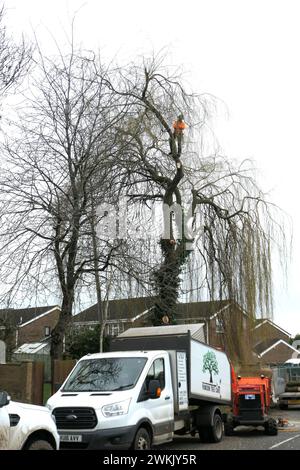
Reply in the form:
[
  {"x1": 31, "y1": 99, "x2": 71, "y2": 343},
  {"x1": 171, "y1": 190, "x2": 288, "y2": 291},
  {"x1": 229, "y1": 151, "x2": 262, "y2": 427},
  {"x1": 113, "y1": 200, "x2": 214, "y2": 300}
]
[{"x1": 173, "y1": 114, "x2": 187, "y2": 138}]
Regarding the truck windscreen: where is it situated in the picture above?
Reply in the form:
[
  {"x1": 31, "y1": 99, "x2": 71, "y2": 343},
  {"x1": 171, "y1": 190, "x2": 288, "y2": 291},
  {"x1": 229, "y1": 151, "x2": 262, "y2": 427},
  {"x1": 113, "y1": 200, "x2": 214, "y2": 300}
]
[{"x1": 62, "y1": 357, "x2": 148, "y2": 392}]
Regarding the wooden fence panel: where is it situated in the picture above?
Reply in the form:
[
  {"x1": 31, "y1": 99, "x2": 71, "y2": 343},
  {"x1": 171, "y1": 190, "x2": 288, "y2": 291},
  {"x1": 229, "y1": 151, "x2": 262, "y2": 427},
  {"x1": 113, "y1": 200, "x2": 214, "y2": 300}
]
[{"x1": 0, "y1": 361, "x2": 44, "y2": 405}]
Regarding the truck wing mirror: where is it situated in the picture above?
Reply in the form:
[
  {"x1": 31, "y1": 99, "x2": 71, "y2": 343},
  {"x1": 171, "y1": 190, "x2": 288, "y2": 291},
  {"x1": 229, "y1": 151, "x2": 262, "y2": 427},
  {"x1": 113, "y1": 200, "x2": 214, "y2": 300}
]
[
  {"x1": 148, "y1": 380, "x2": 161, "y2": 399},
  {"x1": 0, "y1": 391, "x2": 10, "y2": 408}
]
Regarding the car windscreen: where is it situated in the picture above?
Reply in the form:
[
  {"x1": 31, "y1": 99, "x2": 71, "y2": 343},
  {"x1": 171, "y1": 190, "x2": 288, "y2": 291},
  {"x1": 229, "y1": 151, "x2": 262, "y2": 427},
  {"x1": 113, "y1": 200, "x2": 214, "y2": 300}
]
[{"x1": 62, "y1": 357, "x2": 147, "y2": 392}]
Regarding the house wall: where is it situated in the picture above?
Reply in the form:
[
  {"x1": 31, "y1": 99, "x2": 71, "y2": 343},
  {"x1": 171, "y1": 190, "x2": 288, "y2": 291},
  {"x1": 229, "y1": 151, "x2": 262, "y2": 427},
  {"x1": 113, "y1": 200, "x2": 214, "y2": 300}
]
[
  {"x1": 254, "y1": 322, "x2": 290, "y2": 345},
  {"x1": 18, "y1": 308, "x2": 60, "y2": 346},
  {"x1": 260, "y1": 342, "x2": 300, "y2": 365}
]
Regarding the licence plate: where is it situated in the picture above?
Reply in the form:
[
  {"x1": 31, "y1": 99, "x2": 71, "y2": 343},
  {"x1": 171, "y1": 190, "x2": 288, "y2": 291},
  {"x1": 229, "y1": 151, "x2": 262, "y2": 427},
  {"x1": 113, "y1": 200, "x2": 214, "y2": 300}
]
[
  {"x1": 60, "y1": 434, "x2": 82, "y2": 442},
  {"x1": 288, "y1": 400, "x2": 300, "y2": 405}
]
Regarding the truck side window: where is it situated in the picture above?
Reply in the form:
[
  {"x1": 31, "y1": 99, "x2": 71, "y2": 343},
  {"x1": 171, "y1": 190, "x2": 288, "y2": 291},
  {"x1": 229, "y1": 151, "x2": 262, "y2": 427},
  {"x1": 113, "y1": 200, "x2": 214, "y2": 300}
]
[{"x1": 145, "y1": 358, "x2": 165, "y2": 391}]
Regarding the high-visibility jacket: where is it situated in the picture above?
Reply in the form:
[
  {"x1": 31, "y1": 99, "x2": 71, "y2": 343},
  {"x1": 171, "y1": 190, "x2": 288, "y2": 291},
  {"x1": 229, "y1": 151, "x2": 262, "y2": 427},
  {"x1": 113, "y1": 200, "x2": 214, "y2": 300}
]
[{"x1": 173, "y1": 120, "x2": 187, "y2": 133}]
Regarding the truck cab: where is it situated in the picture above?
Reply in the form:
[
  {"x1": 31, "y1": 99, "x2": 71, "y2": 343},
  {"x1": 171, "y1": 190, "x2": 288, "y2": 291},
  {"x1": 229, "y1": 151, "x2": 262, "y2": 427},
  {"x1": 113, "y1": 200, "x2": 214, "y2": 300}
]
[
  {"x1": 0, "y1": 390, "x2": 60, "y2": 450},
  {"x1": 47, "y1": 350, "x2": 175, "y2": 449}
]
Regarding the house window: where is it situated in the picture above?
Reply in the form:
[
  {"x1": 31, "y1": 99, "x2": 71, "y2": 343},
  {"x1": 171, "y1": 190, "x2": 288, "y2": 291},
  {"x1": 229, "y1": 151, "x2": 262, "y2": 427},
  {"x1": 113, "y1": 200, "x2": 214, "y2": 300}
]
[
  {"x1": 44, "y1": 326, "x2": 51, "y2": 337},
  {"x1": 216, "y1": 317, "x2": 224, "y2": 334}
]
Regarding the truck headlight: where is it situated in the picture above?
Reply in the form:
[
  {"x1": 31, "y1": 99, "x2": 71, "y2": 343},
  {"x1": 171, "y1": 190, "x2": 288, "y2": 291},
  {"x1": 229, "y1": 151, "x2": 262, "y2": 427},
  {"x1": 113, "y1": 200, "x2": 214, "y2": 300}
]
[{"x1": 102, "y1": 398, "x2": 131, "y2": 417}]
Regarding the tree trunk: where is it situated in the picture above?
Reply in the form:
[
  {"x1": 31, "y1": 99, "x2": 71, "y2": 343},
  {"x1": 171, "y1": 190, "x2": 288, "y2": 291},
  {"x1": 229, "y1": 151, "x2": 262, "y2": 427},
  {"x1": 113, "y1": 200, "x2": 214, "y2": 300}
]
[
  {"x1": 50, "y1": 294, "x2": 74, "y2": 359},
  {"x1": 152, "y1": 238, "x2": 190, "y2": 325},
  {"x1": 90, "y1": 196, "x2": 104, "y2": 351},
  {"x1": 99, "y1": 299, "x2": 109, "y2": 352}
]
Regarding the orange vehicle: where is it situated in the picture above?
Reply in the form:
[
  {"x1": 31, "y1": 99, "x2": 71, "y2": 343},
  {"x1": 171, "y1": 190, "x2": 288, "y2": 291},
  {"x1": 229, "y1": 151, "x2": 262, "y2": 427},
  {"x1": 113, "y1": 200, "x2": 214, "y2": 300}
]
[{"x1": 224, "y1": 368, "x2": 278, "y2": 436}]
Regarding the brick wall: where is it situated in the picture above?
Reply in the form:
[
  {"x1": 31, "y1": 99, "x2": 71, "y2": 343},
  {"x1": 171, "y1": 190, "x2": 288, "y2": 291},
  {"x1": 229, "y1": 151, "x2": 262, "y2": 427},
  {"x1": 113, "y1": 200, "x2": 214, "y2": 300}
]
[{"x1": 18, "y1": 308, "x2": 60, "y2": 346}]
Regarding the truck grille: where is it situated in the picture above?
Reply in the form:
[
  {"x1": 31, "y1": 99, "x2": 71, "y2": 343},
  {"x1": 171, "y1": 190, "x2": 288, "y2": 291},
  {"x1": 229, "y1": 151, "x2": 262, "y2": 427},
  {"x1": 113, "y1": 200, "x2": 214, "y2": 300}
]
[{"x1": 53, "y1": 407, "x2": 98, "y2": 430}]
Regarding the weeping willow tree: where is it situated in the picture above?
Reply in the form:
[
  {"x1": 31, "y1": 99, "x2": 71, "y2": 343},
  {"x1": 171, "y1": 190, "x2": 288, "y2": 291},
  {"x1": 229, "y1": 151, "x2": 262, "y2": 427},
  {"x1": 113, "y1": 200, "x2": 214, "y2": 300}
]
[{"x1": 103, "y1": 54, "x2": 286, "y2": 327}]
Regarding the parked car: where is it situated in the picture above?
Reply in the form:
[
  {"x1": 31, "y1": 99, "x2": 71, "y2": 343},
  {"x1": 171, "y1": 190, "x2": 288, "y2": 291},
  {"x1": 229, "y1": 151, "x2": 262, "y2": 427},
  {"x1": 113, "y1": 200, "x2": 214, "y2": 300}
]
[{"x1": 0, "y1": 390, "x2": 59, "y2": 450}]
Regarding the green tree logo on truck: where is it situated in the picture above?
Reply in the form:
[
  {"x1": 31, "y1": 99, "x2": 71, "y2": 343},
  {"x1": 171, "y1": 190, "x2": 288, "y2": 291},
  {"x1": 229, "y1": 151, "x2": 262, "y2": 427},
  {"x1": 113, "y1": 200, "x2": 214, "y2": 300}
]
[{"x1": 203, "y1": 351, "x2": 219, "y2": 383}]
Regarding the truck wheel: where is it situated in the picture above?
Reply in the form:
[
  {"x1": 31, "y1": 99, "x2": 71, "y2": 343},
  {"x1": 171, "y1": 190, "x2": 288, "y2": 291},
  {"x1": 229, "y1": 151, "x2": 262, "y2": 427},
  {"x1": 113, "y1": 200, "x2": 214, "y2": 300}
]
[
  {"x1": 265, "y1": 418, "x2": 278, "y2": 436},
  {"x1": 199, "y1": 414, "x2": 223, "y2": 443},
  {"x1": 210, "y1": 414, "x2": 223, "y2": 442},
  {"x1": 26, "y1": 439, "x2": 54, "y2": 450},
  {"x1": 133, "y1": 427, "x2": 151, "y2": 450}
]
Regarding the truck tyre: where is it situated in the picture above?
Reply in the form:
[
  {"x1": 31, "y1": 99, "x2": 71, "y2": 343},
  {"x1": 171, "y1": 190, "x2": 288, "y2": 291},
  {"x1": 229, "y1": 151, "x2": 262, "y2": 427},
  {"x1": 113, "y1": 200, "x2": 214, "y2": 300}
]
[
  {"x1": 26, "y1": 439, "x2": 54, "y2": 450},
  {"x1": 133, "y1": 427, "x2": 151, "y2": 450},
  {"x1": 199, "y1": 414, "x2": 223, "y2": 443},
  {"x1": 265, "y1": 418, "x2": 278, "y2": 436}
]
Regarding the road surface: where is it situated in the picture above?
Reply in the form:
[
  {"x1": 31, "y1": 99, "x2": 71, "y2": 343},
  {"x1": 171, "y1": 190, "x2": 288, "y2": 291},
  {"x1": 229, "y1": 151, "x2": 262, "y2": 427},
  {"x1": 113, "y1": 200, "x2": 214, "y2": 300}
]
[{"x1": 159, "y1": 407, "x2": 300, "y2": 450}]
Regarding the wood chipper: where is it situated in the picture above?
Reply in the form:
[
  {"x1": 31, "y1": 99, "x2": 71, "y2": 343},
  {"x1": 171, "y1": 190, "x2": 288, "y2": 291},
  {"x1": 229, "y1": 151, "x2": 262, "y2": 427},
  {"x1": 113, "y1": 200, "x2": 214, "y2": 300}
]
[{"x1": 224, "y1": 367, "x2": 278, "y2": 436}]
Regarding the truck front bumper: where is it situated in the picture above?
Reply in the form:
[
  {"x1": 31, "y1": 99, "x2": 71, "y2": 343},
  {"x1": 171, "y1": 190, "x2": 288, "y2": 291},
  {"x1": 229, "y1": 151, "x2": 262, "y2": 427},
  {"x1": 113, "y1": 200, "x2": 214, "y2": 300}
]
[{"x1": 59, "y1": 425, "x2": 136, "y2": 450}]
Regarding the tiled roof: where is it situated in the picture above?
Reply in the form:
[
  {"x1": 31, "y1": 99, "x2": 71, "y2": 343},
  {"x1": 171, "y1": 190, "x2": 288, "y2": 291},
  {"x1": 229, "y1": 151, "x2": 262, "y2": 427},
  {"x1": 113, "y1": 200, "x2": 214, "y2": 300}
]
[
  {"x1": 73, "y1": 298, "x2": 232, "y2": 323},
  {"x1": 253, "y1": 338, "x2": 282, "y2": 355},
  {"x1": 0, "y1": 306, "x2": 59, "y2": 326},
  {"x1": 73, "y1": 297, "x2": 156, "y2": 322}
]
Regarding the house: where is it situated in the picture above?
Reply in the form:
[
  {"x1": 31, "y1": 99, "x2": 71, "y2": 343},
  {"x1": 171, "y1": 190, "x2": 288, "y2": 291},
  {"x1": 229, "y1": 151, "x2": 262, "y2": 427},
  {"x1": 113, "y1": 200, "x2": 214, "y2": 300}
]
[
  {"x1": 252, "y1": 318, "x2": 300, "y2": 365},
  {"x1": 73, "y1": 297, "x2": 155, "y2": 337},
  {"x1": 174, "y1": 299, "x2": 252, "y2": 362},
  {"x1": 73, "y1": 297, "x2": 253, "y2": 364},
  {"x1": 253, "y1": 338, "x2": 300, "y2": 365},
  {"x1": 0, "y1": 305, "x2": 60, "y2": 353}
]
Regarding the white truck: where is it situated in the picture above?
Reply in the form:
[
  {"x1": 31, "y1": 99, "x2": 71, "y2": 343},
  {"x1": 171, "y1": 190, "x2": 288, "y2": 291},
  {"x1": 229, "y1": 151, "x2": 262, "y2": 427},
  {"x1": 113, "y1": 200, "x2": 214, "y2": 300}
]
[
  {"x1": 47, "y1": 324, "x2": 232, "y2": 450},
  {"x1": 0, "y1": 390, "x2": 60, "y2": 450}
]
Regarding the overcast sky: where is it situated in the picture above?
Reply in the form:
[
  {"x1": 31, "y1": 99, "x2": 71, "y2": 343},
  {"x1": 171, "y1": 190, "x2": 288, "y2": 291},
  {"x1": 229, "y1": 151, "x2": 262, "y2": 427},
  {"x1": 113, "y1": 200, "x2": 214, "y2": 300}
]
[{"x1": 4, "y1": 0, "x2": 300, "y2": 335}]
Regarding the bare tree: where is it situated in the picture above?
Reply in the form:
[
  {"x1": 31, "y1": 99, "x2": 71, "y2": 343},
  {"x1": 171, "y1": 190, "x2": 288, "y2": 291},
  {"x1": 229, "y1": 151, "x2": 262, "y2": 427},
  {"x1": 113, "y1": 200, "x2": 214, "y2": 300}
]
[
  {"x1": 0, "y1": 47, "x2": 128, "y2": 358},
  {"x1": 0, "y1": 6, "x2": 32, "y2": 97}
]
